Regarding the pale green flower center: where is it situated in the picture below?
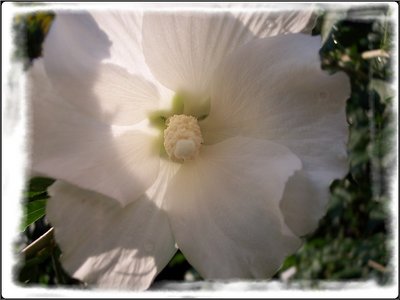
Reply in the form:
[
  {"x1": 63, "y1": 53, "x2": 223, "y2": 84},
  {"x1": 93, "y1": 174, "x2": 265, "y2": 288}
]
[
  {"x1": 147, "y1": 92, "x2": 209, "y2": 162},
  {"x1": 163, "y1": 114, "x2": 203, "y2": 161}
]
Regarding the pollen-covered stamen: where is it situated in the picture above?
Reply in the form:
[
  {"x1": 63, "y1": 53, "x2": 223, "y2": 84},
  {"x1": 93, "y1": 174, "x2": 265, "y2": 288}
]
[{"x1": 164, "y1": 115, "x2": 203, "y2": 161}]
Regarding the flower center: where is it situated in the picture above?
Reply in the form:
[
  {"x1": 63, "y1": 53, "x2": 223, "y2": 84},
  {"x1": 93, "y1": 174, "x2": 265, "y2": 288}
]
[{"x1": 163, "y1": 114, "x2": 203, "y2": 162}]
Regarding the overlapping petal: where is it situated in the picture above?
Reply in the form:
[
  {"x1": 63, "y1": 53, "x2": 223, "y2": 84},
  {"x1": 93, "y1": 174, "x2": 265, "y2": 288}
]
[
  {"x1": 43, "y1": 12, "x2": 111, "y2": 75},
  {"x1": 141, "y1": 7, "x2": 316, "y2": 114},
  {"x1": 201, "y1": 34, "x2": 350, "y2": 235},
  {"x1": 28, "y1": 60, "x2": 160, "y2": 206},
  {"x1": 141, "y1": 11, "x2": 256, "y2": 106},
  {"x1": 89, "y1": 63, "x2": 160, "y2": 125},
  {"x1": 46, "y1": 180, "x2": 176, "y2": 289},
  {"x1": 164, "y1": 137, "x2": 302, "y2": 278},
  {"x1": 88, "y1": 10, "x2": 175, "y2": 104},
  {"x1": 87, "y1": 10, "x2": 144, "y2": 74},
  {"x1": 42, "y1": 12, "x2": 167, "y2": 125}
]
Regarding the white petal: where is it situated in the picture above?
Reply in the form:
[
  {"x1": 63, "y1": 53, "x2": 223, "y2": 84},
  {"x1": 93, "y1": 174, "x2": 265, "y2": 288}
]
[
  {"x1": 43, "y1": 12, "x2": 111, "y2": 74},
  {"x1": 75, "y1": 63, "x2": 160, "y2": 126},
  {"x1": 89, "y1": 11, "x2": 174, "y2": 104},
  {"x1": 231, "y1": 4, "x2": 317, "y2": 37},
  {"x1": 165, "y1": 137, "x2": 302, "y2": 279},
  {"x1": 201, "y1": 34, "x2": 350, "y2": 236},
  {"x1": 279, "y1": 169, "x2": 338, "y2": 236},
  {"x1": 28, "y1": 60, "x2": 160, "y2": 206},
  {"x1": 278, "y1": 111, "x2": 348, "y2": 236},
  {"x1": 141, "y1": 7, "x2": 315, "y2": 104},
  {"x1": 88, "y1": 11, "x2": 144, "y2": 74},
  {"x1": 47, "y1": 180, "x2": 176, "y2": 290},
  {"x1": 141, "y1": 11, "x2": 257, "y2": 104},
  {"x1": 43, "y1": 12, "x2": 164, "y2": 125}
]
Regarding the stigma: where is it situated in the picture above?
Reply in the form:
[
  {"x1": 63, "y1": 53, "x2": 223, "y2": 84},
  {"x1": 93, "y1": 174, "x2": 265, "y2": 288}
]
[{"x1": 164, "y1": 115, "x2": 203, "y2": 162}]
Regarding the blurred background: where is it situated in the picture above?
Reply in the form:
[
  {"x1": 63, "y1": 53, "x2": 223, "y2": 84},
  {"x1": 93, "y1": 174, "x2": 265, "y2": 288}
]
[{"x1": 12, "y1": 4, "x2": 395, "y2": 289}]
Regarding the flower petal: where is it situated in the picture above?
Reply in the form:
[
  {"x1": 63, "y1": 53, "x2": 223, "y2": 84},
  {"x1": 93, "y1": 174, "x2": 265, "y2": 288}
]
[
  {"x1": 279, "y1": 169, "x2": 339, "y2": 236},
  {"x1": 201, "y1": 34, "x2": 350, "y2": 236},
  {"x1": 141, "y1": 7, "x2": 315, "y2": 105},
  {"x1": 230, "y1": 3, "x2": 317, "y2": 37},
  {"x1": 28, "y1": 60, "x2": 160, "y2": 206},
  {"x1": 141, "y1": 11, "x2": 256, "y2": 104},
  {"x1": 43, "y1": 12, "x2": 111, "y2": 74},
  {"x1": 87, "y1": 10, "x2": 144, "y2": 74},
  {"x1": 46, "y1": 180, "x2": 176, "y2": 290},
  {"x1": 88, "y1": 63, "x2": 161, "y2": 126},
  {"x1": 88, "y1": 11, "x2": 175, "y2": 104},
  {"x1": 164, "y1": 137, "x2": 302, "y2": 278},
  {"x1": 43, "y1": 12, "x2": 163, "y2": 125}
]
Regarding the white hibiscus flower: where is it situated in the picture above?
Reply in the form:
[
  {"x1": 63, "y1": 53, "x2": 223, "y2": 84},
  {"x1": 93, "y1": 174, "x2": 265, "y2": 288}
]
[{"x1": 28, "y1": 5, "x2": 350, "y2": 290}]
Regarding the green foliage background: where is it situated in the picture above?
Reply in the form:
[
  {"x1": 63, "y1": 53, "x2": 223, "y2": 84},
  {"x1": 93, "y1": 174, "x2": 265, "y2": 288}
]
[{"x1": 14, "y1": 5, "x2": 395, "y2": 289}]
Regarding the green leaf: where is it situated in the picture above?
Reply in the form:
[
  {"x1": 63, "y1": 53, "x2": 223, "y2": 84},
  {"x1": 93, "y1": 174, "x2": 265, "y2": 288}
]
[
  {"x1": 21, "y1": 199, "x2": 47, "y2": 231},
  {"x1": 25, "y1": 190, "x2": 47, "y2": 198},
  {"x1": 168, "y1": 251, "x2": 186, "y2": 267},
  {"x1": 27, "y1": 177, "x2": 55, "y2": 193}
]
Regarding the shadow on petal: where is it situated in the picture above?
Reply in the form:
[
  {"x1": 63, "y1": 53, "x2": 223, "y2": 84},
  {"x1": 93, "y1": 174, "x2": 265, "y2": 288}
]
[
  {"x1": 47, "y1": 180, "x2": 176, "y2": 290},
  {"x1": 29, "y1": 12, "x2": 161, "y2": 206}
]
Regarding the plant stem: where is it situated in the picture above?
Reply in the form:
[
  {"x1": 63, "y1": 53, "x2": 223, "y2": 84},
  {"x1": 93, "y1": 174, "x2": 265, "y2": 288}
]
[{"x1": 21, "y1": 227, "x2": 54, "y2": 259}]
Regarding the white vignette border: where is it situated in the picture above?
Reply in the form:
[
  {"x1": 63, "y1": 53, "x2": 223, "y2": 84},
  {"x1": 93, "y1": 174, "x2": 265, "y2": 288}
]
[{"x1": 1, "y1": 2, "x2": 399, "y2": 298}]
